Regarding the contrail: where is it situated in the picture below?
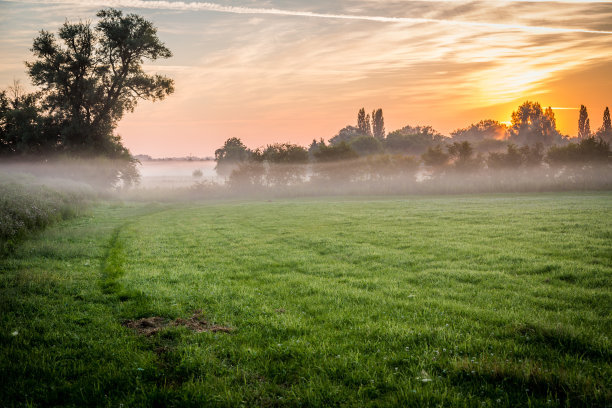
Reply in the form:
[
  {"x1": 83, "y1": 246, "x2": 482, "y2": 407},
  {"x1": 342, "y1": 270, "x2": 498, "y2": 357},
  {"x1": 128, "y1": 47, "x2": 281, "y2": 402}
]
[{"x1": 8, "y1": 0, "x2": 612, "y2": 35}]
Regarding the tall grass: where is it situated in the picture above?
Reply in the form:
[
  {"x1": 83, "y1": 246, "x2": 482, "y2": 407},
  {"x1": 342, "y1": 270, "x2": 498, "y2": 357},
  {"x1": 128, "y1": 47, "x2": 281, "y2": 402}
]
[{"x1": 0, "y1": 176, "x2": 92, "y2": 254}]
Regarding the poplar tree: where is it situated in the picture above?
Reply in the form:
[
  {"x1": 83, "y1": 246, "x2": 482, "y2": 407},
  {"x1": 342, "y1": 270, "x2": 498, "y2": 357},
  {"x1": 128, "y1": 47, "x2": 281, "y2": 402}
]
[
  {"x1": 357, "y1": 108, "x2": 372, "y2": 136},
  {"x1": 371, "y1": 108, "x2": 385, "y2": 140},
  {"x1": 596, "y1": 107, "x2": 612, "y2": 142},
  {"x1": 578, "y1": 105, "x2": 591, "y2": 139}
]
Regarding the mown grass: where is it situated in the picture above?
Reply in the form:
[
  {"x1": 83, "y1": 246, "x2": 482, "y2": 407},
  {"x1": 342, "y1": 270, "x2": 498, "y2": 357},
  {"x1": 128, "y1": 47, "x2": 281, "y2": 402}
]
[{"x1": 0, "y1": 193, "x2": 610, "y2": 407}]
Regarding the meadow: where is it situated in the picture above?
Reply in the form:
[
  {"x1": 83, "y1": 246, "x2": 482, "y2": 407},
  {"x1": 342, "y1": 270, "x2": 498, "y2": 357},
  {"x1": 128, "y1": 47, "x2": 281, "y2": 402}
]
[{"x1": 0, "y1": 193, "x2": 610, "y2": 407}]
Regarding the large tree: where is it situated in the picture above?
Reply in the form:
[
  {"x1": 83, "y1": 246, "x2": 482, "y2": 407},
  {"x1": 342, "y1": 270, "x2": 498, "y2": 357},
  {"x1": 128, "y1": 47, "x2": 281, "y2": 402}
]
[
  {"x1": 578, "y1": 105, "x2": 591, "y2": 139},
  {"x1": 25, "y1": 8, "x2": 174, "y2": 156},
  {"x1": 509, "y1": 101, "x2": 562, "y2": 145},
  {"x1": 214, "y1": 137, "x2": 252, "y2": 177}
]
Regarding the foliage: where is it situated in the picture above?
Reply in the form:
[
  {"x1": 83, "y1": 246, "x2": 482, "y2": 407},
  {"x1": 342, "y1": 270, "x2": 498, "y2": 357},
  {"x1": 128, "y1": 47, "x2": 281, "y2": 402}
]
[
  {"x1": 421, "y1": 144, "x2": 449, "y2": 167},
  {"x1": 257, "y1": 143, "x2": 309, "y2": 185},
  {"x1": 451, "y1": 120, "x2": 508, "y2": 143},
  {"x1": 329, "y1": 125, "x2": 363, "y2": 145},
  {"x1": 509, "y1": 102, "x2": 563, "y2": 146},
  {"x1": 547, "y1": 137, "x2": 611, "y2": 165},
  {"x1": 447, "y1": 141, "x2": 481, "y2": 171},
  {"x1": 308, "y1": 138, "x2": 325, "y2": 157},
  {"x1": 349, "y1": 135, "x2": 383, "y2": 156},
  {"x1": 360, "y1": 154, "x2": 419, "y2": 180},
  {"x1": 487, "y1": 143, "x2": 544, "y2": 169},
  {"x1": 0, "y1": 9, "x2": 173, "y2": 187},
  {"x1": 227, "y1": 161, "x2": 265, "y2": 189},
  {"x1": 312, "y1": 140, "x2": 359, "y2": 162},
  {"x1": 214, "y1": 137, "x2": 253, "y2": 177},
  {"x1": 259, "y1": 143, "x2": 308, "y2": 164},
  {"x1": 0, "y1": 83, "x2": 54, "y2": 155},
  {"x1": 23, "y1": 8, "x2": 173, "y2": 156},
  {"x1": 386, "y1": 125, "x2": 446, "y2": 154}
]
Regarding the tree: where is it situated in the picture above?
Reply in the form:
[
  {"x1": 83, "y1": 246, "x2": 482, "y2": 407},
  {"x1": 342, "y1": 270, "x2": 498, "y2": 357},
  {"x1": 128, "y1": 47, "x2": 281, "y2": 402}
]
[
  {"x1": 385, "y1": 125, "x2": 446, "y2": 154},
  {"x1": 329, "y1": 125, "x2": 362, "y2": 145},
  {"x1": 603, "y1": 107, "x2": 611, "y2": 133},
  {"x1": 509, "y1": 101, "x2": 562, "y2": 145},
  {"x1": 486, "y1": 143, "x2": 544, "y2": 170},
  {"x1": 259, "y1": 143, "x2": 309, "y2": 185},
  {"x1": 547, "y1": 137, "x2": 610, "y2": 165},
  {"x1": 487, "y1": 144, "x2": 521, "y2": 170},
  {"x1": 308, "y1": 138, "x2": 325, "y2": 157},
  {"x1": 349, "y1": 135, "x2": 383, "y2": 156},
  {"x1": 596, "y1": 107, "x2": 612, "y2": 143},
  {"x1": 25, "y1": 8, "x2": 174, "y2": 156},
  {"x1": 371, "y1": 108, "x2": 385, "y2": 140},
  {"x1": 0, "y1": 82, "x2": 51, "y2": 155},
  {"x1": 520, "y1": 143, "x2": 544, "y2": 167},
  {"x1": 421, "y1": 145, "x2": 449, "y2": 168},
  {"x1": 578, "y1": 105, "x2": 591, "y2": 139},
  {"x1": 447, "y1": 141, "x2": 480, "y2": 171},
  {"x1": 214, "y1": 137, "x2": 252, "y2": 176},
  {"x1": 451, "y1": 120, "x2": 507, "y2": 143},
  {"x1": 357, "y1": 108, "x2": 372, "y2": 137},
  {"x1": 261, "y1": 143, "x2": 308, "y2": 164},
  {"x1": 313, "y1": 141, "x2": 358, "y2": 162}
]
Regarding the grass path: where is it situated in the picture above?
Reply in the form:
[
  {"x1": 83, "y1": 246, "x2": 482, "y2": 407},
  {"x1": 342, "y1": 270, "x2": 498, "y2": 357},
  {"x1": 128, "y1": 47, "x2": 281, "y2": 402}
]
[{"x1": 1, "y1": 193, "x2": 611, "y2": 407}]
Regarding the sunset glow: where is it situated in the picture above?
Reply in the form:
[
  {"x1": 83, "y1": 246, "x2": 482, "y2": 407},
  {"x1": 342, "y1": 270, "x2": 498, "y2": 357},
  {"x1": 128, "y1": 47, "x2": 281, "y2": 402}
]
[{"x1": 1, "y1": 0, "x2": 610, "y2": 157}]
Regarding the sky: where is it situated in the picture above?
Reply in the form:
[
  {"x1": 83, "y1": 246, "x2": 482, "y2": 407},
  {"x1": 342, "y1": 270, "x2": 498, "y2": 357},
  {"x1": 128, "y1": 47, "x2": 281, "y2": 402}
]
[{"x1": 1, "y1": 0, "x2": 611, "y2": 157}]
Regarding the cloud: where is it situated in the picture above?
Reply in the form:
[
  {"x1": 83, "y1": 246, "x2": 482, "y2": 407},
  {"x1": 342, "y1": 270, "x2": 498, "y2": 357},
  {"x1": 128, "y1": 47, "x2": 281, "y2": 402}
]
[{"x1": 6, "y1": 0, "x2": 612, "y2": 35}]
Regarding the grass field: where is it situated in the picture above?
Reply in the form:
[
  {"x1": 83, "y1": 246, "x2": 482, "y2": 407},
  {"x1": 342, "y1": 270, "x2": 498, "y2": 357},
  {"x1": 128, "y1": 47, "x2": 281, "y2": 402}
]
[{"x1": 1, "y1": 193, "x2": 611, "y2": 407}]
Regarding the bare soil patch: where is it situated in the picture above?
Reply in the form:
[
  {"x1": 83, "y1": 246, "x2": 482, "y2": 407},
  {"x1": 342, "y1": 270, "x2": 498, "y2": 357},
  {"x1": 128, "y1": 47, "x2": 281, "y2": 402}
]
[{"x1": 122, "y1": 310, "x2": 232, "y2": 336}]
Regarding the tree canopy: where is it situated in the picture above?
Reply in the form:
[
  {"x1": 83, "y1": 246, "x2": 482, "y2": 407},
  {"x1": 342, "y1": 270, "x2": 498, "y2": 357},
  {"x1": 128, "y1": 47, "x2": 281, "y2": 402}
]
[
  {"x1": 509, "y1": 101, "x2": 563, "y2": 146},
  {"x1": 451, "y1": 120, "x2": 507, "y2": 143},
  {"x1": 1, "y1": 8, "x2": 175, "y2": 186},
  {"x1": 214, "y1": 137, "x2": 252, "y2": 176},
  {"x1": 24, "y1": 8, "x2": 174, "y2": 155},
  {"x1": 385, "y1": 125, "x2": 446, "y2": 154}
]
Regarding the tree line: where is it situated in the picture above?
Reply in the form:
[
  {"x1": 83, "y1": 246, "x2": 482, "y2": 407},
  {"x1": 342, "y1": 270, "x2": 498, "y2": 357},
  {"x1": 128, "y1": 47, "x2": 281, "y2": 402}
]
[
  {"x1": 1, "y1": 8, "x2": 609, "y2": 189},
  {"x1": 215, "y1": 102, "x2": 611, "y2": 186}
]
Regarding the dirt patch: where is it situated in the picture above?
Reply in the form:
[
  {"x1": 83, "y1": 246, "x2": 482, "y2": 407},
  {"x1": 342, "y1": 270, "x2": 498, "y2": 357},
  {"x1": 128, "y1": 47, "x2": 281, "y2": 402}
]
[
  {"x1": 123, "y1": 316, "x2": 166, "y2": 336},
  {"x1": 172, "y1": 310, "x2": 233, "y2": 333},
  {"x1": 122, "y1": 310, "x2": 233, "y2": 336}
]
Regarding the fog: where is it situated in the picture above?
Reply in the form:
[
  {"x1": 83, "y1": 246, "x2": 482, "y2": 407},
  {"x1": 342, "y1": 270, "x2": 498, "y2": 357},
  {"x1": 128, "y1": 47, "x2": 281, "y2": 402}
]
[
  {"x1": 1, "y1": 158, "x2": 610, "y2": 203},
  {"x1": 138, "y1": 160, "x2": 220, "y2": 188}
]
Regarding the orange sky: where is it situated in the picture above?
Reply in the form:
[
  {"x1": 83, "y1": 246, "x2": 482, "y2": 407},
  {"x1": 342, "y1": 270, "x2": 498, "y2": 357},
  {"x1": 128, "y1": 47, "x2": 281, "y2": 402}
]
[{"x1": 1, "y1": 0, "x2": 611, "y2": 157}]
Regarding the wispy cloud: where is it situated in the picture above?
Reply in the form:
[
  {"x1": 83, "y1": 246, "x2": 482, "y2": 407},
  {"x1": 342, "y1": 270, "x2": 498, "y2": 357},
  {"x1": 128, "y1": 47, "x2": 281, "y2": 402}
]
[
  {"x1": 1, "y1": 0, "x2": 610, "y2": 154},
  {"x1": 6, "y1": 0, "x2": 612, "y2": 35}
]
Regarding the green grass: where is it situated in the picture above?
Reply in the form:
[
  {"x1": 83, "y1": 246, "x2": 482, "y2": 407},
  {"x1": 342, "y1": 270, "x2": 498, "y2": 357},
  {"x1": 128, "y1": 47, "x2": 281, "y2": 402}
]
[{"x1": 1, "y1": 193, "x2": 611, "y2": 407}]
